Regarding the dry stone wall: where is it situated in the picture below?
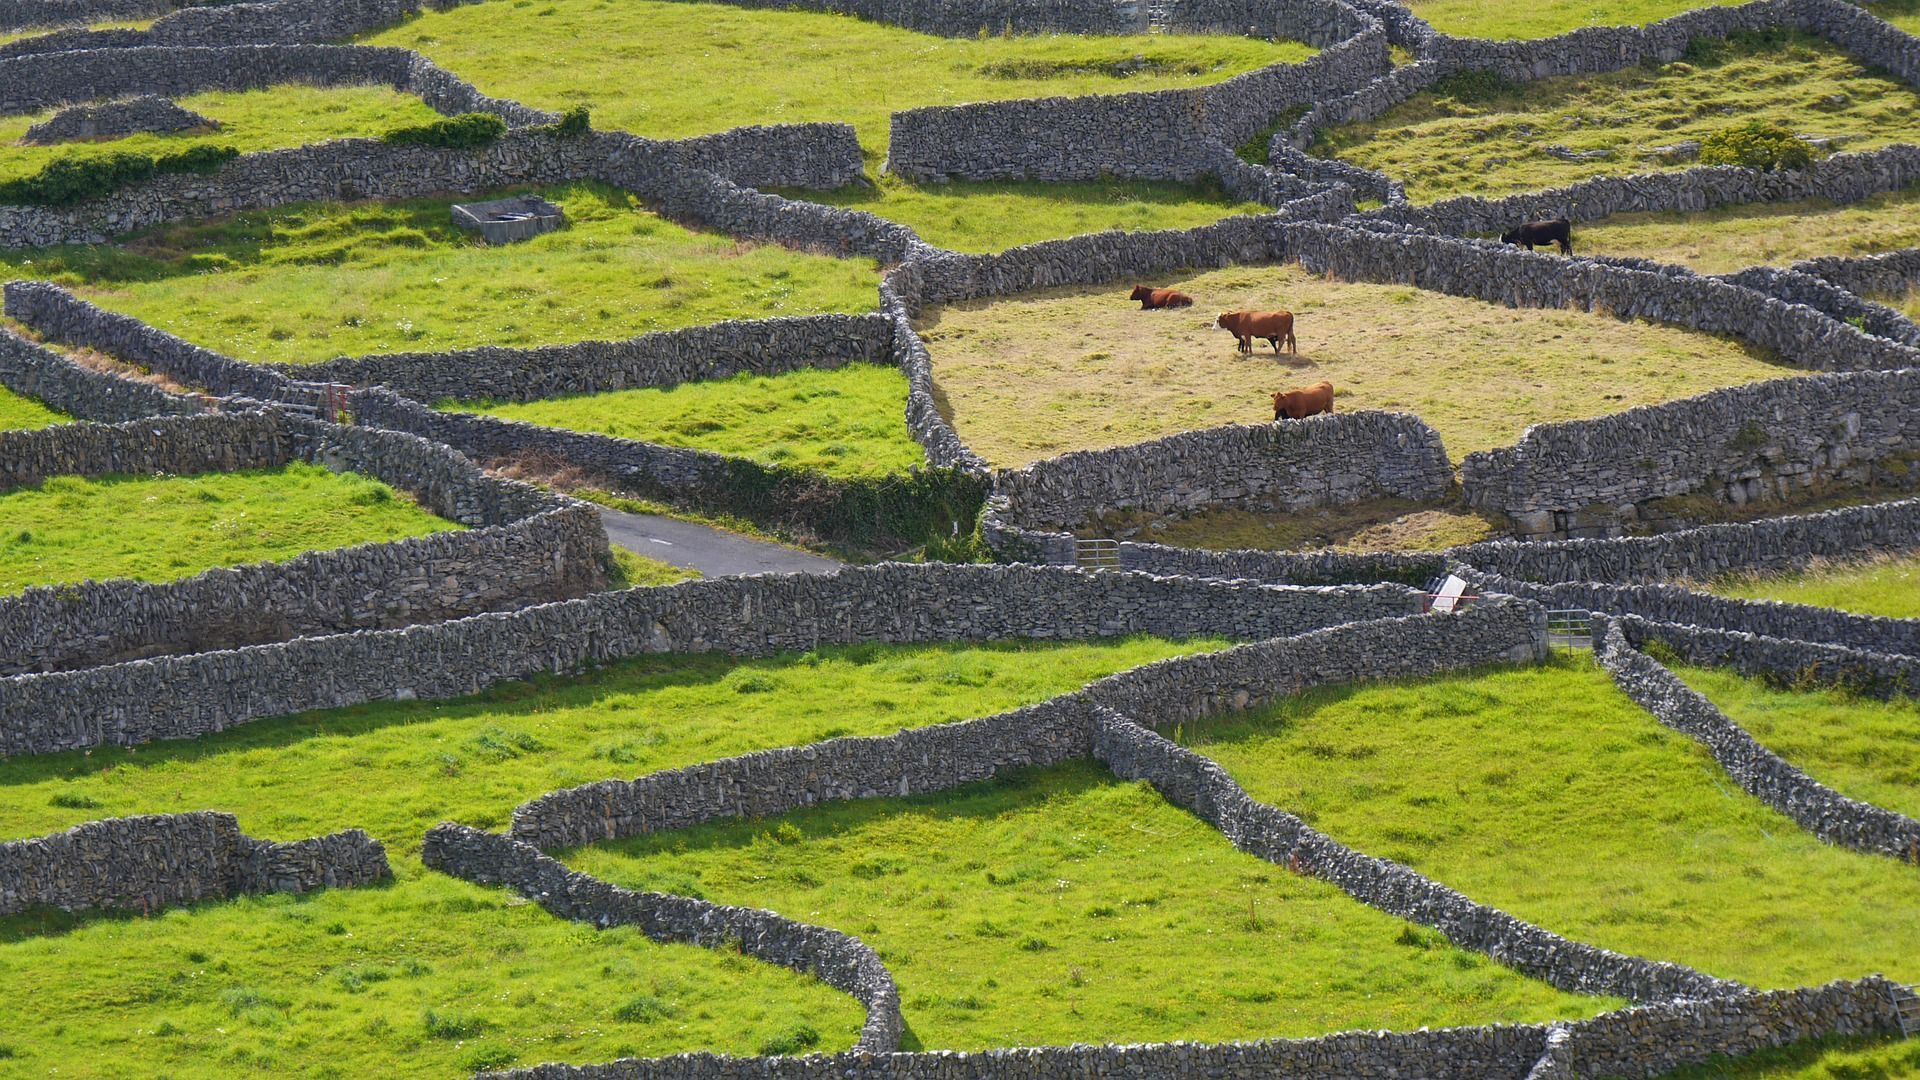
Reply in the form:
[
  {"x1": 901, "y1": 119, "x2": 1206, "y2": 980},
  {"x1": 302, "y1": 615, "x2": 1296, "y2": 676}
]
[
  {"x1": 1720, "y1": 264, "x2": 1920, "y2": 348},
  {"x1": 480, "y1": 977, "x2": 1902, "y2": 1080},
  {"x1": 1615, "y1": 615, "x2": 1920, "y2": 698},
  {"x1": 1456, "y1": 498, "x2": 1920, "y2": 585},
  {"x1": 0, "y1": 565, "x2": 1428, "y2": 756},
  {"x1": 0, "y1": 0, "x2": 168, "y2": 31},
  {"x1": 422, "y1": 823, "x2": 905, "y2": 1052},
  {"x1": 0, "y1": 410, "x2": 611, "y2": 677},
  {"x1": 22, "y1": 94, "x2": 213, "y2": 143},
  {"x1": 1793, "y1": 246, "x2": 1920, "y2": 301},
  {"x1": 0, "y1": 327, "x2": 205, "y2": 422},
  {"x1": 0, "y1": 812, "x2": 389, "y2": 916},
  {"x1": 1451, "y1": 564, "x2": 1920, "y2": 658},
  {"x1": 1594, "y1": 617, "x2": 1920, "y2": 859},
  {"x1": 280, "y1": 314, "x2": 893, "y2": 404},
  {"x1": 1458, "y1": 369, "x2": 1920, "y2": 537}
]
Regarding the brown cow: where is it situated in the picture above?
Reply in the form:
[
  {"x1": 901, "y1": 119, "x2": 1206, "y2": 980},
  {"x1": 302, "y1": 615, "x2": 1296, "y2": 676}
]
[
  {"x1": 1272, "y1": 380, "x2": 1334, "y2": 421},
  {"x1": 1130, "y1": 284, "x2": 1194, "y2": 310},
  {"x1": 1217, "y1": 310, "x2": 1297, "y2": 355}
]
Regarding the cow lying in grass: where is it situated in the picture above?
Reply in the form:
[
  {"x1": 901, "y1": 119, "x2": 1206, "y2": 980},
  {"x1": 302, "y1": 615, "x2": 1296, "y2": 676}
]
[
  {"x1": 1273, "y1": 380, "x2": 1334, "y2": 420},
  {"x1": 1501, "y1": 217, "x2": 1572, "y2": 254},
  {"x1": 1217, "y1": 309, "x2": 1297, "y2": 355},
  {"x1": 1129, "y1": 284, "x2": 1194, "y2": 309}
]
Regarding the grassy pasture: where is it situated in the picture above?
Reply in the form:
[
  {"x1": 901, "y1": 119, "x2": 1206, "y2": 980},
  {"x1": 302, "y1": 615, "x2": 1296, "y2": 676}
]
[
  {"x1": 0, "y1": 638, "x2": 1214, "y2": 1072},
  {"x1": 0, "y1": 875, "x2": 862, "y2": 1077},
  {"x1": 0, "y1": 85, "x2": 444, "y2": 183},
  {"x1": 451, "y1": 364, "x2": 925, "y2": 480},
  {"x1": 1871, "y1": 0, "x2": 1920, "y2": 36},
  {"x1": 358, "y1": 0, "x2": 1310, "y2": 158},
  {"x1": 1571, "y1": 185, "x2": 1920, "y2": 273},
  {"x1": 0, "y1": 383, "x2": 68, "y2": 429},
  {"x1": 1316, "y1": 33, "x2": 1920, "y2": 202},
  {"x1": 571, "y1": 762, "x2": 1617, "y2": 1051},
  {"x1": 919, "y1": 262, "x2": 1792, "y2": 467},
  {"x1": 0, "y1": 17, "x2": 152, "y2": 46},
  {"x1": 1655, "y1": 1032, "x2": 1920, "y2": 1078},
  {"x1": 1703, "y1": 552, "x2": 1920, "y2": 618},
  {"x1": 1673, "y1": 663, "x2": 1920, "y2": 821},
  {"x1": 0, "y1": 463, "x2": 458, "y2": 594},
  {"x1": 1401, "y1": 0, "x2": 1746, "y2": 40},
  {"x1": 777, "y1": 175, "x2": 1270, "y2": 254},
  {"x1": 1188, "y1": 660, "x2": 1920, "y2": 991},
  {"x1": 0, "y1": 183, "x2": 878, "y2": 363}
]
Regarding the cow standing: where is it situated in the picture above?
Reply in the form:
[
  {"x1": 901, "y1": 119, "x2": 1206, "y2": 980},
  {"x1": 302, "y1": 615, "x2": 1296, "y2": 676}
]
[
  {"x1": 1501, "y1": 217, "x2": 1573, "y2": 254},
  {"x1": 1272, "y1": 380, "x2": 1335, "y2": 421},
  {"x1": 1216, "y1": 310, "x2": 1297, "y2": 355}
]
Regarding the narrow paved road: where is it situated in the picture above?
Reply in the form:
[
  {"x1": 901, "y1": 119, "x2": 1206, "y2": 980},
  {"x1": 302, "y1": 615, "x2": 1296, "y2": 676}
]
[{"x1": 597, "y1": 506, "x2": 844, "y2": 578}]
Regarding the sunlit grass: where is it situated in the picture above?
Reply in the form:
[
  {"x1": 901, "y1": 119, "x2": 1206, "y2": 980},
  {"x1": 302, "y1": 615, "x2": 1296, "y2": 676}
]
[
  {"x1": 570, "y1": 761, "x2": 1618, "y2": 1051},
  {"x1": 1705, "y1": 551, "x2": 1920, "y2": 618},
  {"x1": 359, "y1": 0, "x2": 1309, "y2": 159},
  {"x1": 1403, "y1": 0, "x2": 1745, "y2": 40},
  {"x1": 0, "y1": 463, "x2": 458, "y2": 594},
  {"x1": 1573, "y1": 186, "x2": 1920, "y2": 273},
  {"x1": 0, "y1": 85, "x2": 444, "y2": 183},
  {"x1": 452, "y1": 364, "x2": 923, "y2": 479},
  {"x1": 782, "y1": 174, "x2": 1269, "y2": 254},
  {"x1": 921, "y1": 262, "x2": 1790, "y2": 466},
  {"x1": 1674, "y1": 663, "x2": 1920, "y2": 820},
  {"x1": 0, "y1": 183, "x2": 878, "y2": 363},
  {"x1": 1189, "y1": 660, "x2": 1920, "y2": 989},
  {"x1": 1318, "y1": 33, "x2": 1920, "y2": 202}
]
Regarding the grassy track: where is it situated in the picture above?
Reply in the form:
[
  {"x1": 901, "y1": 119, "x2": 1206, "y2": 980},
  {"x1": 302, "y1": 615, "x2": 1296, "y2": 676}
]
[
  {"x1": 779, "y1": 175, "x2": 1270, "y2": 254},
  {"x1": 0, "y1": 463, "x2": 458, "y2": 594},
  {"x1": 1673, "y1": 663, "x2": 1920, "y2": 821},
  {"x1": 920, "y1": 263, "x2": 1790, "y2": 466},
  {"x1": 0, "y1": 184, "x2": 878, "y2": 363},
  {"x1": 359, "y1": 0, "x2": 1308, "y2": 157},
  {"x1": 0, "y1": 876, "x2": 861, "y2": 1077},
  {"x1": 1704, "y1": 552, "x2": 1920, "y2": 618},
  {"x1": 1403, "y1": 0, "x2": 1744, "y2": 39},
  {"x1": 0, "y1": 85, "x2": 444, "y2": 183},
  {"x1": 1317, "y1": 33, "x2": 1920, "y2": 202},
  {"x1": 1573, "y1": 186, "x2": 1920, "y2": 273},
  {"x1": 0, "y1": 638, "x2": 1214, "y2": 1073},
  {"x1": 0, "y1": 384, "x2": 68, "y2": 429},
  {"x1": 1085, "y1": 500, "x2": 1503, "y2": 552},
  {"x1": 1188, "y1": 660, "x2": 1920, "y2": 991},
  {"x1": 453, "y1": 364, "x2": 923, "y2": 480},
  {"x1": 571, "y1": 762, "x2": 1617, "y2": 1051}
]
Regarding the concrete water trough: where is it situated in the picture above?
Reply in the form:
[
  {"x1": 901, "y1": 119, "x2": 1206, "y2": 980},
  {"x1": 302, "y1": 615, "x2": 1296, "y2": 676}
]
[{"x1": 451, "y1": 194, "x2": 565, "y2": 245}]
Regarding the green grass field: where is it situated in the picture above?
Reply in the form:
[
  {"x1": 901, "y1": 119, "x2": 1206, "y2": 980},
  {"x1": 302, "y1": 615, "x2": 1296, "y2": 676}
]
[
  {"x1": 1673, "y1": 663, "x2": 1920, "y2": 821},
  {"x1": 0, "y1": 16, "x2": 151, "y2": 46},
  {"x1": 570, "y1": 762, "x2": 1616, "y2": 1051},
  {"x1": 1188, "y1": 660, "x2": 1920, "y2": 991},
  {"x1": 1705, "y1": 552, "x2": 1920, "y2": 618},
  {"x1": 0, "y1": 183, "x2": 878, "y2": 363},
  {"x1": 0, "y1": 463, "x2": 458, "y2": 594},
  {"x1": 452, "y1": 364, "x2": 923, "y2": 480},
  {"x1": 359, "y1": 0, "x2": 1309, "y2": 158},
  {"x1": 1573, "y1": 186, "x2": 1920, "y2": 273},
  {"x1": 920, "y1": 262, "x2": 1792, "y2": 466},
  {"x1": 1316, "y1": 33, "x2": 1920, "y2": 202},
  {"x1": 1655, "y1": 1033, "x2": 1920, "y2": 1079},
  {"x1": 0, "y1": 875, "x2": 862, "y2": 1077},
  {"x1": 0, "y1": 383, "x2": 68, "y2": 429},
  {"x1": 0, "y1": 638, "x2": 1215, "y2": 1073},
  {"x1": 779, "y1": 175, "x2": 1270, "y2": 254},
  {"x1": 1871, "y1": 0, "x2": 1920, "y2": 35},
  {"x1": 0, "y1": 85, "x2": 444, "y2": 183},
  {"x1": 1403, "y1": 0, "x2": 1745, "y2": 39}
]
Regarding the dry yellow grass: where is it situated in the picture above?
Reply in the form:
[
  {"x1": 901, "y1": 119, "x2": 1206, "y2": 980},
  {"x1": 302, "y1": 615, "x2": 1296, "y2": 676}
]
[
  {"x1": 920, "y1": 263, "x2": 1797, "y2": 466},
  {"x1": 1572, "y1": 187, "x2": 1920, "y2": 274}
]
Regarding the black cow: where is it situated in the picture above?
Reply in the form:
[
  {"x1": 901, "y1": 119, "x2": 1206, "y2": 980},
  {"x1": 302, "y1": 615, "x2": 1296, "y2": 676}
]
[{"x1": 1501, "y1": 217, "x2": 1573, "y2": 255}]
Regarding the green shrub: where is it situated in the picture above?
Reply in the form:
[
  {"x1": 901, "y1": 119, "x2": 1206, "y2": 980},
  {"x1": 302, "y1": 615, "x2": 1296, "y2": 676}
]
[
  {"x1": 382, "y1": 112, "x2": 509, "y2": 150},
  {"x1": 0, "y1": 145, "x2": 238, "y2": 207},
  {"x1": 544, "y1": 106, "x2": 591, "y2": 136},
  {"x1": 1699, "y1": 121, "x2": 1814, "y2": 172}
]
